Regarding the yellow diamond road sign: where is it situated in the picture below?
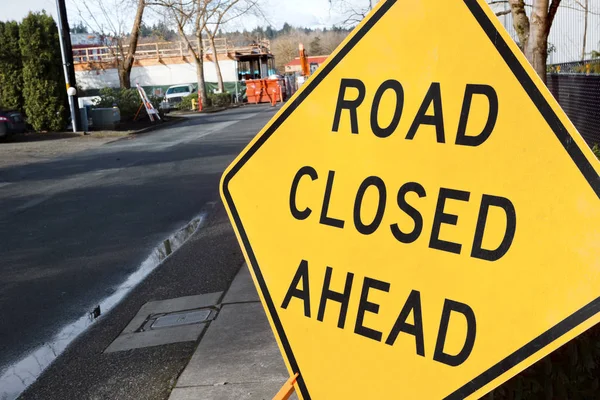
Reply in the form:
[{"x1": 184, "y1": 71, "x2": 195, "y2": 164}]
[{"x1": 221, "y1": 0, "x2": 600, "y2": 398}]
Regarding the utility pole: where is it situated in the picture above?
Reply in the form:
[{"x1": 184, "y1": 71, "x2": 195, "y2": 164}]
[{"x1": 55, "y1": 0, "x2": 81, "y2": 132}]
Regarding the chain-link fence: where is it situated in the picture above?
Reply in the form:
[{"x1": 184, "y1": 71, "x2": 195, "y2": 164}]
[
  {"x1": 547, "y1": 60, "x2": 600, "y2": 147},
  {"x1": 549, "y1": 59, "x2": 600, "y2": 75},
  {"x1": 487, "y1": 1, "x2": 600, "y2": 148}
]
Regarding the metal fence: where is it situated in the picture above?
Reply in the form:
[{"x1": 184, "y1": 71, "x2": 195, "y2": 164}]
[
  {"x1": 547, "y1": 72, "x2": 600, "y2": 147},
  {"x1": 549, "y1": 59, "x2": 600, "y2": 75}
]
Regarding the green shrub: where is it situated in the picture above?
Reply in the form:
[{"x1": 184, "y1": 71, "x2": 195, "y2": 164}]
[
  {"x1": 20, "y1": 12, "x2": 66, "y2": 131},
  {"x1": 178, "y1": 94, "x2": 197, "y2": 110},
  {"x1": 178, "y1": 93, "x2": 231, "y2": 111},
  {"x1": 493, "y1": 326, "x2": 600, "y2": 399},
  {"x1": 208, "y1": 92, "x2": 231, "y2": 108},
  {"x1": 93, "y1": 87, "x2": 162, "y2": 121},
  {"x1": 0, "y1": 21, "x2": 24, "y2": 112},
  {"x1": 190, "y1": 94, "x2": 213, "y2": 109},
  {"x1": 202, "y1": 95, "x2": 213, "y2": 108},
  {"x1": 593, "y1": 144, "x2": 600, "y2": 160},
  {"x1": 175, "y1": 93, "x2": 230, "y2": 111},
  {"x1": 93, "y1": 88, "x2": 139, "y2": 120}
]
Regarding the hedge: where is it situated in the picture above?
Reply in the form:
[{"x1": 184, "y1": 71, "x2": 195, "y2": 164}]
[
  {"x1": 178, "y1": 92, "x2": 232, "y2": 111},
  {"x1": 0, "y1": 21, "x2": 24, "y2": 112},
  {"x1": 93, "y1": 87, "x2": 162, "y2": 121},
  {"x1": 19, "y1": 12, "x2": 66, "y2": 131},
  {"x1": 208, "y1": 92, "x2": 232, "y2": 107}
]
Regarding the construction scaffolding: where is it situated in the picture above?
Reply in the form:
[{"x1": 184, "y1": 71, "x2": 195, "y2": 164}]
[{"x1": 72, "y1": 38, "x2": 272, "y2": 64}]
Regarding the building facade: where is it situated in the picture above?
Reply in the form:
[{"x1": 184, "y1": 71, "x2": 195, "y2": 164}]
[
  {"x1": 284, "y1": 56, "x2": 329, "y2": 74},
  {"x1": 72, "y1": 38, "x2": 276, "y2": 96}
]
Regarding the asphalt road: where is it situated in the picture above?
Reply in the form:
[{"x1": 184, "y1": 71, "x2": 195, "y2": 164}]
[{"x1": 0, "y1": 104, "x2": 278, "y2": 398}]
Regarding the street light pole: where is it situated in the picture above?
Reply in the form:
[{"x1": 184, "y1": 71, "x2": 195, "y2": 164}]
[{"x1": 55, "y1": 0, "x2": 81, "y2": 132}]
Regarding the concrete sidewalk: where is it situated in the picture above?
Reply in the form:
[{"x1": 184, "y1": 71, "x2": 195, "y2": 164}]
[{"x1": 169, "y1": 265, "x2": 298, "y2": 400}]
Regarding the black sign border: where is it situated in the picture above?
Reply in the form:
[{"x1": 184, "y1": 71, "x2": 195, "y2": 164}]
[{"x1": 222, "y1": 0, "x2": 600, "y2": 398}]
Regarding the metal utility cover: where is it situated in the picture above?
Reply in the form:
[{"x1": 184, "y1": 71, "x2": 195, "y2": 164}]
[
  {"x1": 221, "y1": 0, "x2": 600, "y2": 399},
  {"x1": 151, "y1": 309, "x2": 212, "y2": 329}
]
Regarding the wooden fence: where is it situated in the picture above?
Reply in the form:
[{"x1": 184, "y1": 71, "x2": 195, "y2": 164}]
[{"x1": 73, "y1": 38, "x2": 271, "y2": 63}]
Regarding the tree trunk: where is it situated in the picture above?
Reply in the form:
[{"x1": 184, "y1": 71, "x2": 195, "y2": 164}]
[
  {"x1": 509, "y1": 0, "x2": 530, "y2": 49},
  {"x1": 210, "y1": 35, "x2": 225, "y2": 93},
  {"x1": 118, "y1": 67, "x2": 131, "y2": 89},
  {"x1": 525, "y1": 0, "x2": 550, "y2": 83},
  {"x1": 196, "y1": 36, "x2": 208, "y2": 107},
  {"x1": 173, "y1": 22, "x2": 207, "y2": 109},
  {"x1": 120, "y1": 0, "x2": 145, "y2": 89}
]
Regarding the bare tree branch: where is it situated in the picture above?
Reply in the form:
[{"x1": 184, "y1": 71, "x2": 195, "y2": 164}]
[
  {"x1": 152, "y1": 0, "x2": 216, "y2": 105},
  {"x1": 72, "y1": 0, "x2": 146, "y2": 87},
  {"x1": 546, "y1": 0, "x2": 562, "y2": 34},
  {"x1": 202, "y1": 0, "x2": 263, "y2": 91},
  {"x1": 328, "y1": 0, "x2": 370, "y2": 27}
]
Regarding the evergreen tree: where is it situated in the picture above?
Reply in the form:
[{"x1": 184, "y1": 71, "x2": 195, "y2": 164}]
[
  {"x1": 69, "y1": 21, "x2": 88, "y2": 34},
  {"x1": 281, "y1": 23, "x2": 292, "y2": 35},
  {"x1": 309, "y1": 36, "x2": 323, "y2": 55},
  {"x1": 0, "y1": 21, "x2": 24, "y2": 111},
  {"x1": 20, "y1": 11, "x2": 66, "y2": 131},
  {"x1": 139, "y1": 22, "x2": 152, "y2": 37},
  {"x1": 152, "y1": 21, "x2": 176, "y2": 41},
  {"x1": 265, "y1": 26, "x2": 275, "y2": 39}
]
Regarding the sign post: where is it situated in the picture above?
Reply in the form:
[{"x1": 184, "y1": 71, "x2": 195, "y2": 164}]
[
  {"x1": 221, "y1": 1, "x2": 600, "y2": 398},
  {"x1": 55, "y1": 0, "x2": 81, "y2": 132}
]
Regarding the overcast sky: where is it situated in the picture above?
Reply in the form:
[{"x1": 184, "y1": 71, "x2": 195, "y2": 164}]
[{"x1": 1, "y1": 0, "x2": 369, "y2": 29}]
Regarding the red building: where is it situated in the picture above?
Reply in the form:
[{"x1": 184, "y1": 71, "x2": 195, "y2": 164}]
[{"x1": 284, "y1": 55, "x2": 329, "y2": 75}]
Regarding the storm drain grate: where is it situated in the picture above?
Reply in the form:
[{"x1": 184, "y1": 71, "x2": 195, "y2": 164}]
[
  {"x1": 151, "y1": 309, "x2": 212, "y2": 329},
  {"x1": 140, "y1": 307, "x2": 218, "y2": 332}
]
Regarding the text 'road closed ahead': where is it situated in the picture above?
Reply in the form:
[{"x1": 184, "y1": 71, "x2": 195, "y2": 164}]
[{"x1": 281, "y1": 78, "x2": 518, "y2": 368}]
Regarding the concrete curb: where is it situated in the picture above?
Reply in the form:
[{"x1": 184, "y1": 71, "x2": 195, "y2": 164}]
[
  {"x1": 168, "y1": 264, "x2": 298, "y2": 400},
  {"x1": 170, "y1": 103, "x2": 246, "y2": 116},
  {"x1": 129, "y1": 116, "x2": 187, "y2": 135}
]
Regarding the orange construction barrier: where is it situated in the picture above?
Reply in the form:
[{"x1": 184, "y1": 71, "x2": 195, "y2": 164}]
[
  {"x1": 272, "y1": 373, "x2": 299, "y2": 400},
  {"x1": 246, "y1": 78, "x2": 286, "y2": 105}
]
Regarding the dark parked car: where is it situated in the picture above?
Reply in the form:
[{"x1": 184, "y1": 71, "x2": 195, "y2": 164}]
[{"x1": 0, "y1": 110, "x2": 26, "y2": 138}]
